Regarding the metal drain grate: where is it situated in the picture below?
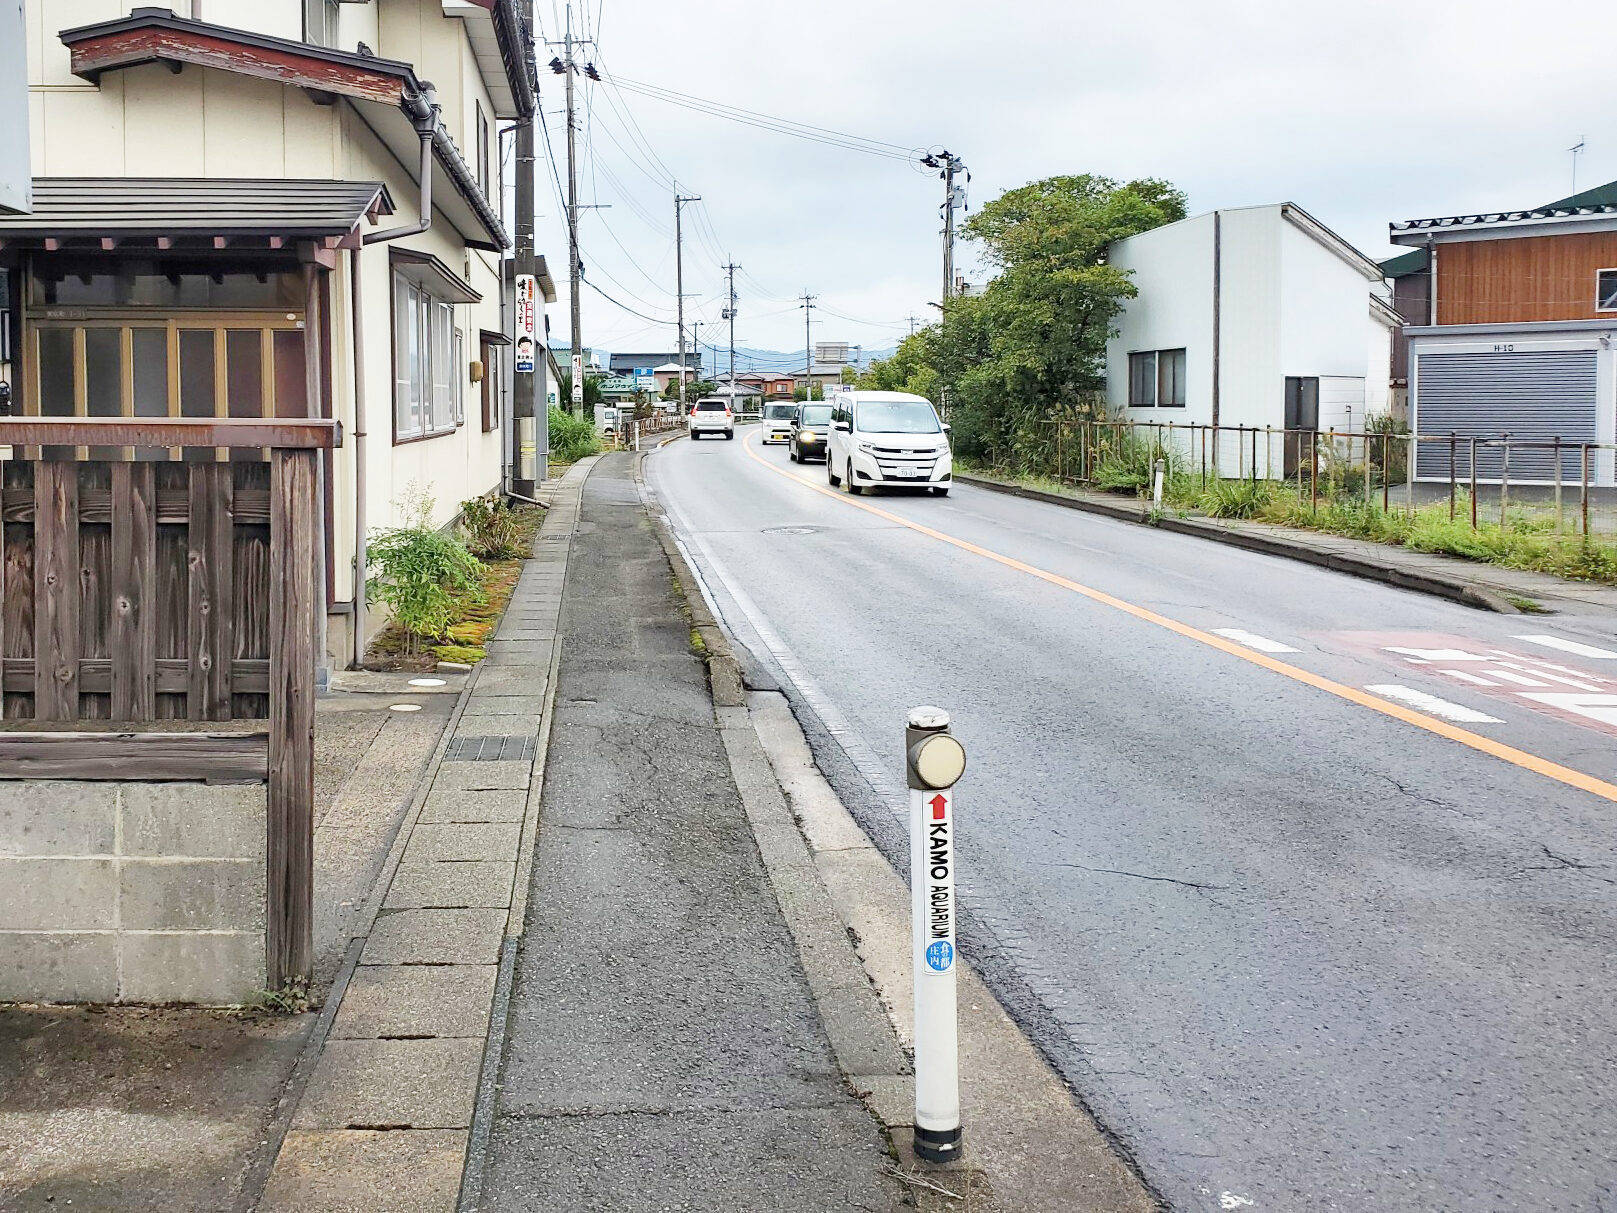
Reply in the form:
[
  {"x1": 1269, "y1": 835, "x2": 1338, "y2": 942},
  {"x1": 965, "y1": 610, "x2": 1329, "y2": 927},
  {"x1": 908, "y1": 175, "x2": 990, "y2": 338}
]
[{"x1": 444, "y1": 735, "x2": 537, "y2": 763}]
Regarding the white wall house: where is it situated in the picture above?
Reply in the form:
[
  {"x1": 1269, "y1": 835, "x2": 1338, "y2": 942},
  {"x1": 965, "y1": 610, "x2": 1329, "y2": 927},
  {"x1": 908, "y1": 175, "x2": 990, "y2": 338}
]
[
  {"x1": 1105, "y1": 204, "x2": 1396, "y2": 474},
  {"x1": 2, "y1": 0, "x2": 547, "y2": 667}
]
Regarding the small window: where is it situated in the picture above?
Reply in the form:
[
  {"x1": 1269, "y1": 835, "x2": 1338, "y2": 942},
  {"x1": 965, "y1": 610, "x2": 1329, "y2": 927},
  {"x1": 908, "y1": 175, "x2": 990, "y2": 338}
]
[
  {"x1": 1157, "y1": 348, "x2": 1186, "y2": 408},
  {"x1": 1598, "y1": 268, "x2": 1617, "y2": 312},
  {"x1": 476, "y1": 103, "x2": 491, "y2": 199},
  {"x1": 393, "y1": 275, "x2": 458, "y2": 441},
  {"x1": 1129, "y1": 351, "x2": 1157, "y2": 406}
]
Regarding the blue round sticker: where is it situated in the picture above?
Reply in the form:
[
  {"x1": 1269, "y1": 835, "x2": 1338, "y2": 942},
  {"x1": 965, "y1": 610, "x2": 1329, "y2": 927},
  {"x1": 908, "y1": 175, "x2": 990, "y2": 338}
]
[{"x1": 925, "y1": 940, "x2": 954, "y2": 972}]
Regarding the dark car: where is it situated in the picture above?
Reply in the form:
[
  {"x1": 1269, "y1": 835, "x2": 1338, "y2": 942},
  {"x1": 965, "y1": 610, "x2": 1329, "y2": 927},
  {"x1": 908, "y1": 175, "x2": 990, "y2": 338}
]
[{"x1": 789, "y1": 402, "x2": 834, "y2": 463}]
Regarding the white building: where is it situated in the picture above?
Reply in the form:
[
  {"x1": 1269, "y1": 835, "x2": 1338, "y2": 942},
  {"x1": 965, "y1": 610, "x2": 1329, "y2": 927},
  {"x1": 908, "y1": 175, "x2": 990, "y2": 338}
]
[
  {"x1": 1105, "y1": 204, "x2": 1397, "y2": 471},
  {"x1": 2, "y1": 1, "x2": 548, "y2": 667}
]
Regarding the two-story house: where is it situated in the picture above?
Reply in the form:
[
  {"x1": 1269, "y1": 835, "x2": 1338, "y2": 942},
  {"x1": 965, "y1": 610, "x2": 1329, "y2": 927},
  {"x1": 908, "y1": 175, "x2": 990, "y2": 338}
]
[
  {"x1": 1388, "y1": 181, "x2": 1617, "y2": 485},
  {"x1": 0, "y1": 1, "x2": 545, "y2": 668}
]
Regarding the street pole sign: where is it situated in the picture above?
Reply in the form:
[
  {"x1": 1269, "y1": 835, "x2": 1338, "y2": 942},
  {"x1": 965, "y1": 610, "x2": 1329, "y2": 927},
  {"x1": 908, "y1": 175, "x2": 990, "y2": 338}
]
[
  {"x1": 514, "y1": 274, "x2": 537, "y2": 374},
  {"x1": 571, "y1": 353, "x2": 584, "y2": 406},
  {"x1": 906, "y1": 706, "x2": 967, "y2": 1164}
]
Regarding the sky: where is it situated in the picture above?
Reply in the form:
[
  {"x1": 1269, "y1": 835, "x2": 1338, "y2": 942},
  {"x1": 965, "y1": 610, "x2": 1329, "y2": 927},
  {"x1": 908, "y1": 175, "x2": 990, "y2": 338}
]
[{"x1": 530, "y1": 0, "x2": 1615, "y2": 369}]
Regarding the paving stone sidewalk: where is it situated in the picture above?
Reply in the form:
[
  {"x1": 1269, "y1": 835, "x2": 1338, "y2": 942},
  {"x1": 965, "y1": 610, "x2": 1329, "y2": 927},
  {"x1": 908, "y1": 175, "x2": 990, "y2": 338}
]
[
  {"x1": 257, "y1": 464, "x2": 589, "y2": 1213},
  {"x1": 474, "y1": 454, "x2": 903, "y2": 1212}
]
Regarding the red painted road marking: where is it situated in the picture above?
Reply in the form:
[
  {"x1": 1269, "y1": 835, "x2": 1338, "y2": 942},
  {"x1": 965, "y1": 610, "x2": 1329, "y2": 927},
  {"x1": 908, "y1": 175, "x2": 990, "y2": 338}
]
[{"x1": 1337, "y1": 631, "x2": 1617, "y2": 737}]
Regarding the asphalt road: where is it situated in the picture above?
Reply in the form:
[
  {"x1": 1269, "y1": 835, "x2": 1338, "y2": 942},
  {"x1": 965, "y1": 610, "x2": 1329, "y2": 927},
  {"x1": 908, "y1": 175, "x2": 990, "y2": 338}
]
[{"x1": 647, "y1": 426, "x2": 1617, "y2": 1213}]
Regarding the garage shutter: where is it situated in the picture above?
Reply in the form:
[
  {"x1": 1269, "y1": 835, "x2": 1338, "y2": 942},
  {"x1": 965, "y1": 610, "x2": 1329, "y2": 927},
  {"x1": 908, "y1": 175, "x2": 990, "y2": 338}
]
[{"x1": 1414, "y1": 349, "x2": 1598, "y2": 481}]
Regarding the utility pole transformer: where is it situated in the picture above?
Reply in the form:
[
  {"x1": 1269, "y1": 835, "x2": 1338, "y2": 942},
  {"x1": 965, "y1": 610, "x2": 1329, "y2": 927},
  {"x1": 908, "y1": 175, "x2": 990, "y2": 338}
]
[
  {"x1": 924, "y1": 150, "x2": 967, "y2": 307},
  {"x1": 675, "y1": 193, "x2": 700, "y2": 410}
]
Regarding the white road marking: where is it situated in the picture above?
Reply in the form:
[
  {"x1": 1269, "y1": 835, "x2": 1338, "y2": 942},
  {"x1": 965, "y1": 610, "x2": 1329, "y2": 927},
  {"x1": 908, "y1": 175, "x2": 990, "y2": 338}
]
[
  {"x1": 1513, "y1": 634, "x2": 1617, "y2": 660},
  {"x1": 1442, "y1": 669, "x2": 1499, "y2": 687},
  {"x1": 1211, "y1": 628, "x2": 1299, "y2": 654},
  {"x1": 1365, "y1": 685, "x2": 1503, "y2": 724},
  {"x1": 1482, "y1": 669, "x2": 1553, "y2": 688},
  {"x1": 1388, "y1": 646, "x2": 1495, "y2": 662},
  {"x1": 1517, "y1": 693, "x2": 1617, "y2": 730}
]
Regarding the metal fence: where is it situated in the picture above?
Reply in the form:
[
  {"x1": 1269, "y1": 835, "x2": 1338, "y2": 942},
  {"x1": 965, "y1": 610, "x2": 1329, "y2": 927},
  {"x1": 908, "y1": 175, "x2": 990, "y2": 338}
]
[{"x1": 1029, "y1": 419, "x2": 1617, "y2": 540}]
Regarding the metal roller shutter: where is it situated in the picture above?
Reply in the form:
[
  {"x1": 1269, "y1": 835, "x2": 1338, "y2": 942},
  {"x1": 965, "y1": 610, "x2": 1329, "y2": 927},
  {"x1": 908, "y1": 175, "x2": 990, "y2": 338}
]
[{"x1": 1414, "y1": 349, "x2": 1597, "y2": 482}]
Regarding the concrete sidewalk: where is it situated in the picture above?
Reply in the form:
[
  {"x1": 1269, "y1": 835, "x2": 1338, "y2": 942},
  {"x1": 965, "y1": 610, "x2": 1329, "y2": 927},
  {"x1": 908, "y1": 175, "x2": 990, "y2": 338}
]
[
  {"x1": 473, "y1": 454, "x2": 904, "y2": 1211},
  {"x1": 958, "y1": 471, "x2": 1617, "y2": 617},
  {"x1": 257, "y1": 464, "x2": 589, "y2": 1212}
]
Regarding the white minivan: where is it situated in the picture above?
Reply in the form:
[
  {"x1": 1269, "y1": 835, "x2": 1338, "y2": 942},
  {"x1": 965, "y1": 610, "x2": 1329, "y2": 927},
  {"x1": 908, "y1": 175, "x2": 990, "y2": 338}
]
[{"x1": 826, "y1": 390, "x2": 952, "y2": 495}]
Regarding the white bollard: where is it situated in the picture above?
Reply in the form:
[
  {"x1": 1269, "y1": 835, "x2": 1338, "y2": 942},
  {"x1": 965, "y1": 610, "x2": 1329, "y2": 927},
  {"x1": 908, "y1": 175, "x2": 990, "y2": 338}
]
[
  {"x1": 1152, "y1": 457, "x2": 1165, "y2": 508},
  {"x1": 907, "y1": 706, "x2": 967, "y2": 1164}
]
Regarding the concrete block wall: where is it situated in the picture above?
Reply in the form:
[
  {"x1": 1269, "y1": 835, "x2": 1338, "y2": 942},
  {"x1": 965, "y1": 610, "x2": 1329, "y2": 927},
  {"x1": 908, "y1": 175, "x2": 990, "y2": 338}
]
[{"x1": 0, "y1": 782, "x2": 267, "y2": 1005}]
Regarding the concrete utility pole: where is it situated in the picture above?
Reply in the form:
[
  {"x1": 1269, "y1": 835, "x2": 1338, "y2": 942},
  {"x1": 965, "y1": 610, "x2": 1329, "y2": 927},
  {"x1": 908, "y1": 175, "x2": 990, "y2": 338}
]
[
  {"x1": 924, "y1": 150, "x2": 967, "y2": 307},
  {"x1": 513, "y1": 103, "x2": 537, "y2": 496},
  {"x1": 800, "y1": 291, "x2": 817, "y2": 400},
  {"x1": 723, "y1": 261, "x2": 740, "y2": 397},
  {"x1": 908, "y1": 314, "x2": 920, "y2": 336},
  {"x1": 564, "y1": 4, "x2": 582, "y2": 410},
  {"x1": 675, "y1": 192, "x2": 700, "y2": 410}
]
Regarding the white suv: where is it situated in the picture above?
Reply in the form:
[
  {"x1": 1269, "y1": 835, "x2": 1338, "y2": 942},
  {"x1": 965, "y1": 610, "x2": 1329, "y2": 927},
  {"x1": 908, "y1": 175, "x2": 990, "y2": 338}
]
[
  {"x1": 826, "y1": 390, "x2": 952, "y2": 495},
  {"x1": 687, "y1": 397, "x2": 734, "y2": 440}
]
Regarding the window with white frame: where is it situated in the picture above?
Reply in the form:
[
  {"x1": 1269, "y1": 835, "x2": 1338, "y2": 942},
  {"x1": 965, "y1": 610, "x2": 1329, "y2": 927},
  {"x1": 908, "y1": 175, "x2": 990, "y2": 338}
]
[
  {"x1": 1128, "y1": 347, "x2": 1186, "y2": 407},
  {"x1": 1129, "y1": 351, "x2": 1156, "y2": 406},
  {"x1": 393, "y1": 276, "x2": 458, "y2": 440},
  {"x1": 1598, "y1": 268, "x2": 1617, "y2": 312}
]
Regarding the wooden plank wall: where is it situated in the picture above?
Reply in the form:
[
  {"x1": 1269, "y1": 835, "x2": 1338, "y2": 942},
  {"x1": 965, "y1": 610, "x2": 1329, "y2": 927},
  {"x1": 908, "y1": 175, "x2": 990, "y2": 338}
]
[
  {"x1": 1437, "y1": 232, "x2": 1617, "y2": 324},
  {"x1": 0, "y1": 457, "x2": 273, "y2": 722}
]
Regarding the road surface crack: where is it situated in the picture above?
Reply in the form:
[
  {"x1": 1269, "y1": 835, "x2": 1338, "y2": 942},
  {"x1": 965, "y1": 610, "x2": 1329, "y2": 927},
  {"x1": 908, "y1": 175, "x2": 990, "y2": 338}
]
[
  {"x1": 1049, "y1": 861, "x2": 1232, "y2": 892},
  {"x1": 1511, "y1": 844, "x2": 1617, "y2": 885},
  {"x1": 1379, "y1": 773, "x2": 1472, "y2": 817}
]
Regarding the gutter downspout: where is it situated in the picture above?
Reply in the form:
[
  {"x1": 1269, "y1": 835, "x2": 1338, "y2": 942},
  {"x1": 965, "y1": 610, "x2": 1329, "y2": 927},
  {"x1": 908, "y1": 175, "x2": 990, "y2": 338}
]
[{"x1": 351, "y1": 96, "x2": 438, "y2": 665}]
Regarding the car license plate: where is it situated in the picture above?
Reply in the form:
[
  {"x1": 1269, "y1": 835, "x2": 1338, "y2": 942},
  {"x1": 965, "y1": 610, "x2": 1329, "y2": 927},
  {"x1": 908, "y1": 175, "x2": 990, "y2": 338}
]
[{"x1": 897, "y1": 468, "x2": 925, "y2": 479}]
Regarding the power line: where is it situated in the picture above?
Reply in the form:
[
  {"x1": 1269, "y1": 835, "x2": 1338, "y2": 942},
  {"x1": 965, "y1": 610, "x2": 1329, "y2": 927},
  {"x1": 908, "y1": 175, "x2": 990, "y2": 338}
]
[
  {"x1": 582, "y1": 276, "x2": 675, "y2": 325},
  {"x1": 604, "y1": 72, "x2": 918, "y2": 162}
]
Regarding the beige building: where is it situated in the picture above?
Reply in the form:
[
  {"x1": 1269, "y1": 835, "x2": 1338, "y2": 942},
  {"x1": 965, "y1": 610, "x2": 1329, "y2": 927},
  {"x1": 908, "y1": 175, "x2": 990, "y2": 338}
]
[{"x1": 1, "y1": 0, "x2": 552, "y2": 667}]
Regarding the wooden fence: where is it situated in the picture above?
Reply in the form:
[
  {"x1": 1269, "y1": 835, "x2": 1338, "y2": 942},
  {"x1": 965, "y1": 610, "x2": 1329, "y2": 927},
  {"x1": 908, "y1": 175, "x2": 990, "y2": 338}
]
[{"x1": 0, "y1": 416, "x2": 335, "y2": 990}]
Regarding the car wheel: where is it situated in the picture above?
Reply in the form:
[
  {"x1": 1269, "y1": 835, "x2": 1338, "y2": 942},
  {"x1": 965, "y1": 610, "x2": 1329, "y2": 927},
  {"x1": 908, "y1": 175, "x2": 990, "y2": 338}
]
[
  {"x1": 725, "y1": 430, "x2": 734, "y2": 440},
  {"x1": 846, "y1": 459, "x2": 863, "y2": 495},
  {"x1": 932, "y1": 486, "x2": 949, "y2": 497},
  {"x1": 828, "y1": 458, "x2": 840, "y2": 487}
]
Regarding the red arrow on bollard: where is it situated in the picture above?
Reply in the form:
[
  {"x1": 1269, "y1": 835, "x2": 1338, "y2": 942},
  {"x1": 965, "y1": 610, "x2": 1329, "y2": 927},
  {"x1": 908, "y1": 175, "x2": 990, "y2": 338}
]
[{"x1": 930, "y1": 794, "x2": 947, "y2": 820}]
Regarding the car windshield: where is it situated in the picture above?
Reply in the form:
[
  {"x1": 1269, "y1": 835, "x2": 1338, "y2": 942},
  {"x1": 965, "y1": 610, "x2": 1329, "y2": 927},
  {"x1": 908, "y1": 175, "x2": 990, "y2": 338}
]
[
  {"x1": 855, "y1": 399, "x2": 940, "y2": 434},
  {"x1": 799, "y1": 405, "x2": 832, "y2": 426},
  {"x1": 764, "y1": 404, "x2": 796, "y2": 420}
]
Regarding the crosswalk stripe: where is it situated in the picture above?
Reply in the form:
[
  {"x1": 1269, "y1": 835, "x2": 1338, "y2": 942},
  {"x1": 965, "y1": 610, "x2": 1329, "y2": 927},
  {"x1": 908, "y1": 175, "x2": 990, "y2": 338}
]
[
  {"x1": 1365, "y1": 685, "x2": 1503, "y2": 724},
  {"x1": 1513, "y1": 635, "x2": 1617, "y2": 661}
]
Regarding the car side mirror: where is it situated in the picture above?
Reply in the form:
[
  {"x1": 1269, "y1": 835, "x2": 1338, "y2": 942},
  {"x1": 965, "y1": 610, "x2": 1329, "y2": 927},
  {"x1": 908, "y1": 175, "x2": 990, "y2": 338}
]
[
  {"x1": 942, "y1": 423, "x2": 952, "y2": 434},
  {"x1": 834, "y1": 421, "x2": 851, "y2": 432}
]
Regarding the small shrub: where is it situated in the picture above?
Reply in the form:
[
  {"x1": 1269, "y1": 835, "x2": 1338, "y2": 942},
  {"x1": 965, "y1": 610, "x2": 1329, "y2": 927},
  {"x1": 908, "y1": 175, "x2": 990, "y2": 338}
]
[
  {"x1": 368, "y1": 491, "x2": 484, "y2": 653},
  {"x1": 1201, "y1": 478, "x2": 1273, "y2": 519},
  {"x1": 460, "y1": 495, "x2": 525, "y2": 560},
  {"x1": 549, "y1": 405, "x2": 600, "y2": 462}
]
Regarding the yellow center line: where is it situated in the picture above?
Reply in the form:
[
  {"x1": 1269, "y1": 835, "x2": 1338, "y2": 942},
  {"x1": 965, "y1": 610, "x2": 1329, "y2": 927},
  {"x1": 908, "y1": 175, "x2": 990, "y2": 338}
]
[{"x1": 737, "y1": 429, "x2": 1617, "y2": 804}]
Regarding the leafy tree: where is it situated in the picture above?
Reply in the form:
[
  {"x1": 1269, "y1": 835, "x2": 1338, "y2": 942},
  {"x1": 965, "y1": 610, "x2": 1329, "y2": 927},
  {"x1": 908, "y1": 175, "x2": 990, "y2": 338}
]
[
  {"x1": 556, "y1": 370, "x2": 603, "y2": 420},
  {"x1": 919, "y1": 174, "x2": 1185, "y2": 469},
  {"x1": 839, "y1": 365, "x2": 859, "y2": 385},
  {"x1": 793, "y1": 383, "x2": 825, "y2": 402},
  {"x1": 662, "y1": 377, "x2": 716, "y2": 402}
]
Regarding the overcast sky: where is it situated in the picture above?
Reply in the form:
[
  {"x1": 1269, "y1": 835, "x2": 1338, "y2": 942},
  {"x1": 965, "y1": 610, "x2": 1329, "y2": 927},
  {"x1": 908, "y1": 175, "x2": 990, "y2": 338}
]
[{"x1": 531, "y1": 0, "x2": 1613, "y2": 367}]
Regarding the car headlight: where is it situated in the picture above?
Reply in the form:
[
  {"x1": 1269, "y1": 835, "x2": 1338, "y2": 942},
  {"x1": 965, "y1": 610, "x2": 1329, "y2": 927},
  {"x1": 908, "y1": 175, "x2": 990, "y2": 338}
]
[{"x1": 857, "y1": 442, "x2": 877, "y2": 454}]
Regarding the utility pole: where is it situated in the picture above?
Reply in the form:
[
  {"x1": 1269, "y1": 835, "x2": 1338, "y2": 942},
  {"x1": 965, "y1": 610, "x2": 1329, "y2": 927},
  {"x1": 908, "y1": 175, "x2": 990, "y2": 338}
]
[
  {"x1": 563, "y1": 4, "x2": 582, "y2": 410},
  {"x1": 512, "y1": 98, "x2": 537, "y2": 496},
  {"x1": 907, "y1": 314, "x2": 920, "y2": 336},
  {"x1": 691, "y1": 320, "x2": 701, "y2": 384},
  {"x1": 723, "y1": 261, "x2": 740, "y2": 399},
  {"x1": 675, "y1": 193, "x2": 700, "y2": 410},
  {"x1": 923, "y1": 150, "x2": 967, "y2": 307},
  {"x1": 800, "y1": 291, "x2": 817, "y2": 401}
]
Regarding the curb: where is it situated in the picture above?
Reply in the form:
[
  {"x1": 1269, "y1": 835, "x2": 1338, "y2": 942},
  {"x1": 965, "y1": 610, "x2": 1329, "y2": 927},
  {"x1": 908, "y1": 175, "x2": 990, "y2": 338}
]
[{"x1": 955, "y1": 472, "x2": 1517, "y2": 614}]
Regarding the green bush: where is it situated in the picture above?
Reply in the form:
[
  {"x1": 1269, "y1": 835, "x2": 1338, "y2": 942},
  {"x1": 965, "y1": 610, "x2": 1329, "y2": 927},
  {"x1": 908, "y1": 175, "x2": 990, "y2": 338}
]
[
  {"x1": 1092, "y1": 429, "x2": 1175, "y2": 493},
  {"x1": 368, "y1": 493, "x2": 484, "y2": 653},
  {"x1": 1200, "y1": 478, "x2": 1273, "y2": 519},
  {"x1": 549, "y1": 405, "x2": 600, "y2": 462},
  {"x1": 460, "y1": 495, "x2": 524, "y2": 560}
]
